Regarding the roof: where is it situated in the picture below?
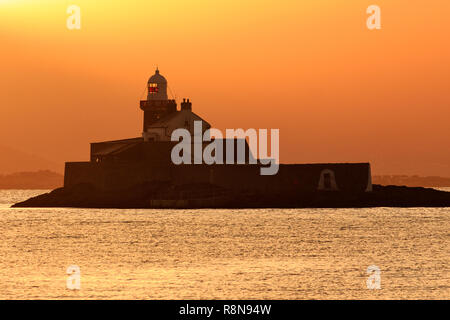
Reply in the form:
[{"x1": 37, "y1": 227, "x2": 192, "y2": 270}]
[
  {"x1": 91, "y1": 138, "x2": 143, "y2": 157},
  {"x1": 148, "y1": 69, "x2": 167, "y2": 84},
  {"x1": 92, "y1": 142, "x2": 141, "y2": 157},
  {"x1": 91, "y1": 137, "x2": 143, "y2": 145},
  {"x1": 148, "y1": 110, "x2": 211, "y2": 129}
]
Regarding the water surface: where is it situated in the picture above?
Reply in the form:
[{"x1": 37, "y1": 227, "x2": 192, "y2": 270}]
[{"x1": 0, "y1": 190, "x2": 448, "y2": 299}]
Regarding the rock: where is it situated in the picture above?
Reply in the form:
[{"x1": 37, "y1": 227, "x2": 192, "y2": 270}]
[{"x1": 12, "y1": 183, "x2": 450, "y2": 209}]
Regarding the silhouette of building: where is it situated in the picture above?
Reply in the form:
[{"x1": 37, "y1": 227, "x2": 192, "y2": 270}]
[
  {"x1": 140, "y1": 69, "x2": 210, "y2": 142},
  {"x1": 64, "y1": 69, "x2": 372, "y2": 196}
]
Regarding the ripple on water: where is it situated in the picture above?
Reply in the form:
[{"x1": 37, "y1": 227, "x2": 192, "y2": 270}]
[{"x1": 0, "y1": 190, "x2": 449, "y2": 299}]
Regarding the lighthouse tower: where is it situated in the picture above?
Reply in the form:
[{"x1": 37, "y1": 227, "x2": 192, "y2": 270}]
[
  {"x1": 140, "y1": 68, "x2": 177, "y2": 132},
  {"x1": 140, "y1": 69, "x2": 211, "y2": 142}
]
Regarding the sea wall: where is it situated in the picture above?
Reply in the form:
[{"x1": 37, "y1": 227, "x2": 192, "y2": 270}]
[{"x1": 64, "y1": 162, "x2": 372, "y2": 194}]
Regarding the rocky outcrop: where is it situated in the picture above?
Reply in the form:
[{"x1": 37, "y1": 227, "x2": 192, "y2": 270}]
[{"x1": 11, "y1": 183, "x2": 450, "y2": 209}]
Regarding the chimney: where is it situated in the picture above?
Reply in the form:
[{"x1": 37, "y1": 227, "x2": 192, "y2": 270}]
[{"x1": 181, "y1": 98, "x2": 192, "y2": 111}]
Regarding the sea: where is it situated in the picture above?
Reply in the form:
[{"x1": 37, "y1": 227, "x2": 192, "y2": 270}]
[{"x1": 0, "y1": 189, "x2": 448, "y2": 300}]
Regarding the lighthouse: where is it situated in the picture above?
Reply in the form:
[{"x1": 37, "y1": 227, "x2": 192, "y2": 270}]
[
  {"x1": 147, "y1": 68, "x2": 168, "y2": 100},
  {"x1": 140, "y1": 69, "x2": 211, "y2": 142},
  {"x1": 60, "y1": 68, "x2": 373, "y2": 201},
  {"x1": 140, "y1": 68, "x2": 177, "y2": 133}
]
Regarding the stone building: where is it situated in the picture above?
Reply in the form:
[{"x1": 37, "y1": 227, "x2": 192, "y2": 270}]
[{"x1": 65, "y1": 69, "x2": 372, "y2": 195}]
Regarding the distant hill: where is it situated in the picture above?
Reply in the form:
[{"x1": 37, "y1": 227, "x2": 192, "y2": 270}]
[
  {"x1": 0, "y1": 145, "x2": 62, "y2": 174},
  {"x1": 0, "y1": 171, "x2": 63, "y2": 189},
  {"x1": 373, "y1": 175, "x2": 450, "y2": 187}
]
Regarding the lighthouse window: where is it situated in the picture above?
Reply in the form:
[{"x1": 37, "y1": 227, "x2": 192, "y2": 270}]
[{"x1": 148, "y1": 83, "x2": 158, "y2": 93}]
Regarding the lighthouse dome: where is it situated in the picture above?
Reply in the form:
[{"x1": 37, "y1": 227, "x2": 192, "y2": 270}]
[
  {"x1": 148, "y1": 68, "x2": 167, "y2": 84},
  {"x1": 147, "y1": 68, "x2": 168, "y2": 101}
]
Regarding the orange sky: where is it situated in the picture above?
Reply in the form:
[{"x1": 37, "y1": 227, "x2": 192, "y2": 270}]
[{"x1": 0, "y1": 0, "x2": 449, "y2": 176}]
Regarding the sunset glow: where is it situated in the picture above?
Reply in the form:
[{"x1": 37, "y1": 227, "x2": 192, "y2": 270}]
[
  {"x1": 1, "y1": 0, "x2": 449, "y2": 176},
  {"x1": 1, "y1": 1, "x2": 450, "y2": 303}
]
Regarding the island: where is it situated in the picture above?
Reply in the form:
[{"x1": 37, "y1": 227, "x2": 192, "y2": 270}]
[{"x1": 12, "y1": 70, "x2": 450, "y2": 209}]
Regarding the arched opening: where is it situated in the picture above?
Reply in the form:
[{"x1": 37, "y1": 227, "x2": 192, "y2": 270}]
[{"x1": 317, "y1": 169, "x2": 339, "y2": 191}]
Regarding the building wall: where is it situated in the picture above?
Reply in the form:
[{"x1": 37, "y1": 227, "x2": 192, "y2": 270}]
[
  {"x1": 140, "y1": 100, "x2": 177, "y2": 131},
  {"x1": 67, "y1": 140, "x2": 371, "y2": 194},
  {"x1": 90, "y1": 140, "x2": 255, "y2": 165},
  {"x1": 65, "y1": 161, "x2": 372, "y2": 194}
]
